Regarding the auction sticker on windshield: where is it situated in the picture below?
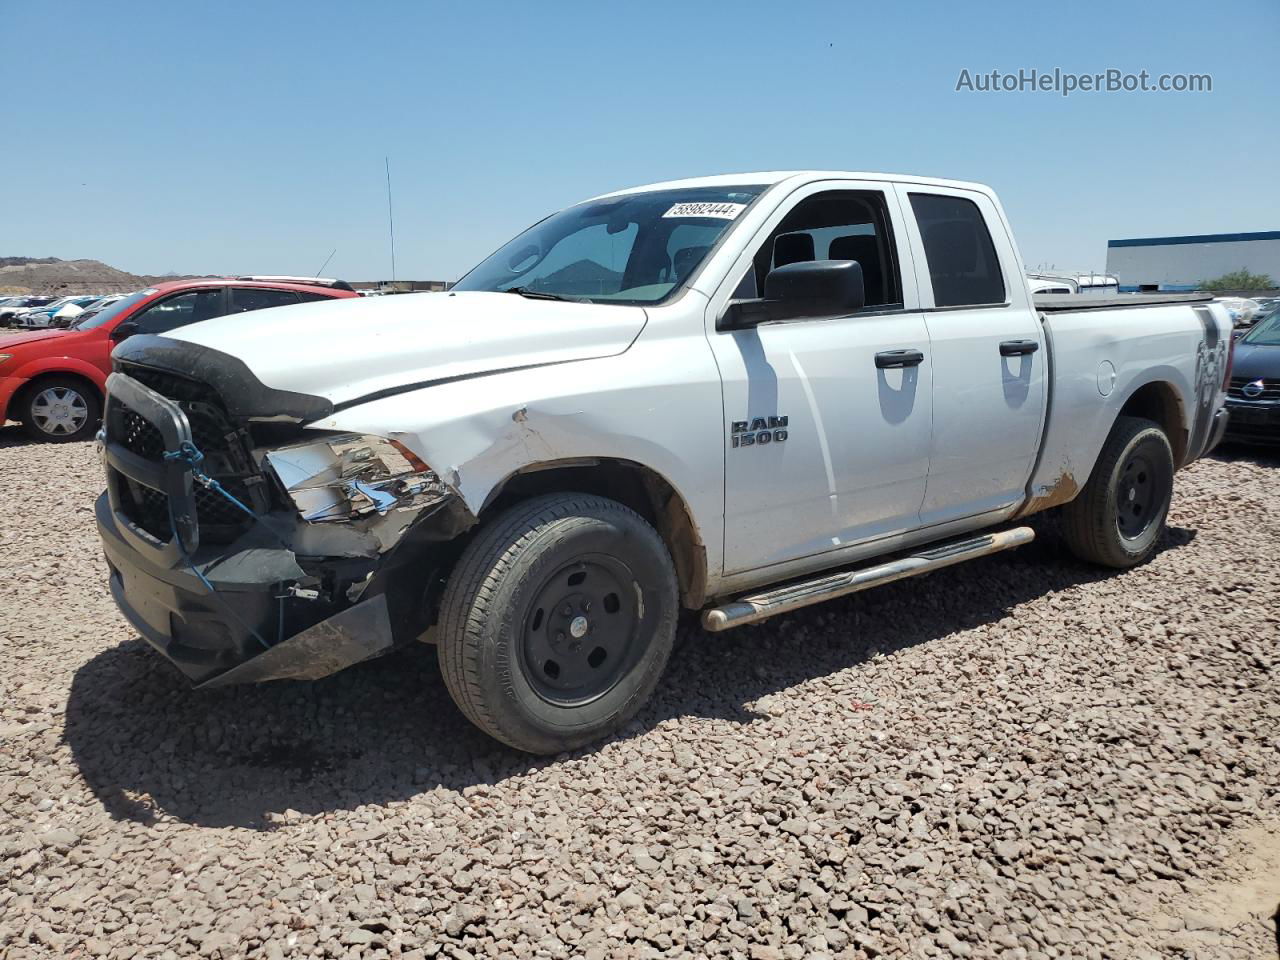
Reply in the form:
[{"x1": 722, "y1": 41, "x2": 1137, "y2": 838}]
[{"x1": 663, "y1": 202, "x2": 746, "y2": 219}]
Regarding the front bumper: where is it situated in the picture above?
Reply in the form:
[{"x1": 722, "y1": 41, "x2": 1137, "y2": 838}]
[
  {"x1": 0, "y1": 375, "x2": 24, "y2": 424},
  {"x1": 1223, "y1": 399, "x2": 1280, "y2": 445},
  {"x1": 97, "y1": 493, "x2": 395, "y2": 686},
  {"x1": 95, "y1": 371, "x2": 401, "y2": 687}
]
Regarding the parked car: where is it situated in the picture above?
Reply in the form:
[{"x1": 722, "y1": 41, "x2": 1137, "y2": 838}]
[
  {"x1": 53, "y1": 294, "x2": 124, "y2": 328},
  {"x1": 0, "y1": 296, "x2": 56, "y2": 326},
  {"x1": 1027, "y1": 274, "x2": 1077, "y2": 295},
  {"x1": 93, "y1": 170, "x2": 1233, "y2": 754},
  {"x1": 50, "y1": 295, "x2": 110, "y2": 326},
  {"x1": 1235, "y1": 298, "x2": 1280, "y2": 338},
  {"x1": 1223, "y1": 308, "x2": 1280, "y2": 444},
  {"x1": 0, "y1": 277, "x2": 357, "y2": 441},
  {"x1": 11, "y1": 296, "x2": 83, "y2": 328},
  {"x1": 1214, "y1": 296, "x2": 1261, "y2": 327},
  {"x1": 19, "y1": 295, "x2": 103, "y2": 329}
]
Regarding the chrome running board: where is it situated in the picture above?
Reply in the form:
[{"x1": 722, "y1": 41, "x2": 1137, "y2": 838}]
[{"x1": 701, "y1": 527, "x2": 1036, "y2": 632}]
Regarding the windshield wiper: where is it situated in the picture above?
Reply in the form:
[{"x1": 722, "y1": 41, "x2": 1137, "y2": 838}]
[{"x1": 502, "y1": 286, "x2": 591, "y2": 303}]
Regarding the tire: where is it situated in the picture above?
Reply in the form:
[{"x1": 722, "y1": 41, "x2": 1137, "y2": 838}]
[
  {"x1": 437, "y1": 493, "x2": 678, "y2": 754},
  {"x1": 19, "y1": 376, "x2": 101, "y2": 443},
  {"x1": 1062, "y1": 416, "x2": 1174, "y2": 568}
]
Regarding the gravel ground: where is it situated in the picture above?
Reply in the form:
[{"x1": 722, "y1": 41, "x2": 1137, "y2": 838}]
[{"x1": 1, "y1": 424, "x2": 1277, "y2": 960}]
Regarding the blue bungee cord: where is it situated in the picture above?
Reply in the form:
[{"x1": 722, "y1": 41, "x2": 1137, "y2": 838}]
[{"x1": 162, "y1": 439, "x2": 289, "y2": 651}]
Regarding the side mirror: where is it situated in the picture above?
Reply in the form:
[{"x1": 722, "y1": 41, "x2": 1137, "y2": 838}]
[
  {"x1": 724, "y1": 260, "x2": 865, "y2": 328},
  {"x1": 764, "y1": 260, "x2": 864, "y2": 318},
  {"x1": 112, "y1": 320, "x2": 140, "y2": 341}
]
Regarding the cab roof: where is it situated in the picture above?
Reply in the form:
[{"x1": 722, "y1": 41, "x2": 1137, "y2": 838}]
[{"x1": 591, "y1": 170, "x2": 994, "y2": 200}]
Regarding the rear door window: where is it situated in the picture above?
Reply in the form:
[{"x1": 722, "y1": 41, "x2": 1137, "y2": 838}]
[
  {"x1": 909, "y1": 193, "x2": 1006, "y2": 307},
  {"x1": 230, "y1": 288, "x2": 302, "y2": 313}
]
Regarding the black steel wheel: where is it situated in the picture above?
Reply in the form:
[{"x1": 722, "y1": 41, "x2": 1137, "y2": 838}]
[
  {"x1": 1115, "y1": 450, "x2": 1163, "y2": 541},
  {"x1": 1063, "y1": 416, "x2": 1174, "y2": 568},
  {"x1": 437, "y1": 493, "x2": 678, "y2": 754},
  {"x1": 520, "y1": 555, "x2": 644, "y2": 706}
]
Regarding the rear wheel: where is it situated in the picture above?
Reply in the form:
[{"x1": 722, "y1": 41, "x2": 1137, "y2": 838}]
[
  {"x1": 20, "y1": 377, "x2": 101, "y2": 443},
  {"x1": 1062, "y1": 416, "x2": 1174, "y2": 568},
  {"x1": 437, "y1": 493, "x2": 678, "y2": 754}
]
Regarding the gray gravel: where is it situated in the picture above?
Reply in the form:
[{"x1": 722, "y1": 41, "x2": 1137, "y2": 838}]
[{"x1": 1, "y1": 423, "x2": 1277, "y2": 959}]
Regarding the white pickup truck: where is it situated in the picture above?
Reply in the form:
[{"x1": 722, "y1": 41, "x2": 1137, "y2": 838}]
[{"x1": 96, "y1": 171, "x2": 1233, "y2": 753}]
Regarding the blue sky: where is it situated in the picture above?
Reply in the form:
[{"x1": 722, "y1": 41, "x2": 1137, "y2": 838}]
[{"x1": 2, "y1": 0, "x2": 1277, "y2": 282}]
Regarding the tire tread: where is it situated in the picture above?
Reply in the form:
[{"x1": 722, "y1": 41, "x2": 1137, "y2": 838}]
[
  {"x1": 437, "y1": 493, "x2": 675, "y2": 753},
  {"x1": 1062, "y1": 415, "x2": 1172, "y2": 568}
]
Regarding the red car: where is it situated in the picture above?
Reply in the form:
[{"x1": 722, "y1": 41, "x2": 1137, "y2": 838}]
[{"x1": 0, "y1": 277, "x2": 358, "y2": 442}]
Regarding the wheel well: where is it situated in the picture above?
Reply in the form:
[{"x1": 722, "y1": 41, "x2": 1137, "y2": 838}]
[
  {"x1": 12, "y1": 372, "x2": 103, "y2": 421},
  {"x1": 1118, "y1": 381, "x2": 1188, "y2": 466},
  {"x1": 485, "y1": 459, "x2": 708, "y2": 609}
]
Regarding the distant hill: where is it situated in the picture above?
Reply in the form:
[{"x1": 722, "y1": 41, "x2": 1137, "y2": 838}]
[
  {"x1": 531, "y1": 258, "x2": 625, "y2": 296},
  {"x1": 0, "y1": 257, "x2": 202, "y2": 295}
]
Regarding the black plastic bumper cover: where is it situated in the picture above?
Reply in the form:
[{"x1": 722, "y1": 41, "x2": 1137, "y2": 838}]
[
  {"x1": 1206, "y1": 407, "x2": 1231, "y2": 452},
  {"x1": 97, "y1": 493, "x2": 394, "y2": 686},
  {"x1": 1223, "y1": 400, "x2": 1279, "y2": 443}
]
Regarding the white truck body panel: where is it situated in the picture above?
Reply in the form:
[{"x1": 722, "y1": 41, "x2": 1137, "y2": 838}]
[{"x1": 1024, "y1": 302, "x2": 1228, "y2": 510}]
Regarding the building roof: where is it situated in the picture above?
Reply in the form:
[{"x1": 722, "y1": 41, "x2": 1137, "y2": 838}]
[{"x1": 1109, "y1": 231, "x2": 1280, "y2": 248}]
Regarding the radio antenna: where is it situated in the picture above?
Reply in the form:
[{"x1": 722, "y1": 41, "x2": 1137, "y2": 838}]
[
  {"x1": 385, "y1": 156, "x2": 397, "y2": 282},
  {"x1": 315, "y1": 248, "x2": 337, "y2": 277}
]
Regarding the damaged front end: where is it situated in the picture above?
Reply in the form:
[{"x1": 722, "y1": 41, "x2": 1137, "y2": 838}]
[{"x1": 96, "y1": 338, "x2": 473, "y2": 688}]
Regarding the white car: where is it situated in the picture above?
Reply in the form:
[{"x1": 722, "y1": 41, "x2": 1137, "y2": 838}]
[
  {"x1": 97, "y1": 169, "x2": 1232, "y2": 753},
  {"x1": 51, "y1": 294, "x2": 120, "y2": 328},
  {"x1": 14, "y1": 296, "x2": 92, "y2": 328},
  {"x1": 1214, "y1": 296, "x2": 1261, "y2": 327}
]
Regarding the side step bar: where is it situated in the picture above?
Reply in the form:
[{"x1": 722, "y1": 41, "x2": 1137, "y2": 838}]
[{"x1": 702, "y1": 526, "x2": 1035, "y2": 632}]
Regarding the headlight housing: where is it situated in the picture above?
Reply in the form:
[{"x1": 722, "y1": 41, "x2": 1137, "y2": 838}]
[
  {"x1": 0, "y1": 354, "x2": 12, "y2": 366},
  {"x1": 265, "y1": 433, "x2": 447, "y2": 523}
]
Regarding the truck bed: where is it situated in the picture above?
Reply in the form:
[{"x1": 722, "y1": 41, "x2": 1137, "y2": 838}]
[{"x1": 1034, "y1": 293, "x2": 1213, "y2": 312}]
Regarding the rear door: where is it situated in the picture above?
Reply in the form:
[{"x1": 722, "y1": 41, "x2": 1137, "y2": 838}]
[
  {"x1": 894, "y1": 185, "x2": 1047, "y2": 525},
  {"x1": 706, "y1": 180, "x2": 933, "y2": 575}
]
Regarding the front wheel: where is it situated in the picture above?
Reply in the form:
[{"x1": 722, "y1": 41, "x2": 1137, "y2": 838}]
[
  {"x1": 437, "y1": 493, "x2": 678, "y2": 754},
  {"x1": 1062, "y1": 416, "x2": 1175, "y2": 568},
  {"x1": 20, "y1": 377, "x2": 101, "y2": 443}
]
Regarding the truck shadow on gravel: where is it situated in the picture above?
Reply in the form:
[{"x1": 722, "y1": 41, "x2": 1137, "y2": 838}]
[
  {"x1": 1210, "y1": 443, "x2": 1280, "y2": 468},
  {"x1": 64, "y1": 516, "x2": 1198, "y2": 830}
]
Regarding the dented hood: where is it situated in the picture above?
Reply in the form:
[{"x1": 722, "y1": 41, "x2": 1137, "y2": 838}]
[{"x1": 164, "y1": 291, "x2": 648, "y2": 408}]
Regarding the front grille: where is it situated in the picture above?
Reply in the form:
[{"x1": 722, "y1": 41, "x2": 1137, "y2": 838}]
[
  {"x1": 116, "y1": 477, "x2": 173, "y2": 543},
  {"x1": 111, "y1": 364, "x2": 270, "y2": 544},
  {"x1": 1228, "y1": 376, "x2": 1280, "y2": 401},
  {"x1": 119, "y1": 403, "x2": 165, "y2": 460}
]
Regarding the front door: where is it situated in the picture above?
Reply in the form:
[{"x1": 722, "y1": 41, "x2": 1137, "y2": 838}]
[{"x1": 707, "y1": 182, "x2": 934, "y2": 575}]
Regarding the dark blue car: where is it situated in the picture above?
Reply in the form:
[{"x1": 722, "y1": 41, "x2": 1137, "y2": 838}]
[{"x1": 1225, "y1": 306, "x2": 1280, "y2": 444}]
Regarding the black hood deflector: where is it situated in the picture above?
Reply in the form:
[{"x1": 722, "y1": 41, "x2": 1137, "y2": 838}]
[{"x1": 113, "y1": 335, "x2": 333, "y2": 422}]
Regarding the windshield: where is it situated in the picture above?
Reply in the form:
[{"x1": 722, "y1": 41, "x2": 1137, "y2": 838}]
[
  {"x1": 1243, "y1": 308, "x2": 1280, "y2": 346},
  {"x1": 74, "y1": 290, "x2": 148, "y2": 330},
  {"x1": 452, "y1": 185, "x2": 767, "y2": 304}
]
